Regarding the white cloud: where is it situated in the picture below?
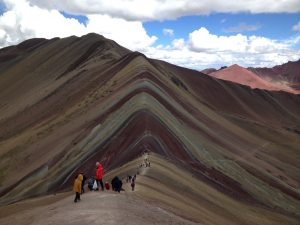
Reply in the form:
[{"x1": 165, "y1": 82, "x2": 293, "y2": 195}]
[
  {"x1": 0, "y1": 0, "x2": 157, "y2": 50},
  {"x1": 293, "y1": 21, "x2": 300, "y2": 31},
  {"x1": 145, "y1": 27, "x2": 300, "y2": 69},
  {"x1": 163, "y1": 28, "x2": 174, "y2": 37},
  {"x1": 189, "y1": 27, "x2": 248, "y2": 53},
  {"x1": 27, "y1": 0, "x2": 300, "y2": 21},
  {"x1": 188, "y1": 27, "x2": 290, "y2": 55},
  {"x1": 86, "y1": 15, "x2": 157, "y2": 51},
  {"x1": 0, "y1": 0, "x2": 87, "y2": 46},
  {"x1": 172, "y1": 38, "x2": 185, "y2": 49}
]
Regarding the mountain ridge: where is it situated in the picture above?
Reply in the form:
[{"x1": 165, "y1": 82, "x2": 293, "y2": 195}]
[
  {"x1": 0, "y1": 33, "x2": 299, "y2": 224},
  {"x1": 202, "y1": 61, "x2": 300, "y2": 94}
]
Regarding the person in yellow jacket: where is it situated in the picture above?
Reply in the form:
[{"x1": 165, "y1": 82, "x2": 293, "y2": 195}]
[{"x1": 73, "y1": 173, "x2": 83, "y2": 203}]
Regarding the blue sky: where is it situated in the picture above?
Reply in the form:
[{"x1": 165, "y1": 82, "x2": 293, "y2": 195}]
[
  {"x1": 145, "y1": 13, "x2": 300, "y2": 44},
  {"x1": 0, "y1": 0, "x2": 300, "y2": 69},
  {"x1": 61, "y1": 11, "x2": 88, "y2": 26}
]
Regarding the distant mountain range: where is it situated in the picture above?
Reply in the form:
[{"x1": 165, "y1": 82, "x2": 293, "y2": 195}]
[
  {"x1": 0, "y1": 34, "x2": 299, "y2": 225},
  {"x1": 202, "y1": 60, "x2": 300, "y2": 94}
]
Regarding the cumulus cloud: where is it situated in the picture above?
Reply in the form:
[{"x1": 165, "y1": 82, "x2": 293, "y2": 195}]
[
  {"x1": 0, "y1": 0, "x2": 299, "y2": 70},
  {"x1": 172, "y1": 38, "x2": 185, "y2": 49},
  {"x1": 144, "y1": 27, "x2": 300, "y2": 69},
  {"x1": 225, "y1": 23, "x2": 261, "y2": 33},
  {"x1": 0, "y1": 0, "x2": 157, "y2": 50},
  {"x1": 163, "y1": 28, "x2": 174, "y2": 37},
  {"x1": 189, "y1": 27, "x2": 248, "y2": 53},
  {"x1": 86, "y1": 14, "x2": 157, "y2": 50},
  {"x1": 188, "y1": 27, "x2": 288, "y2": 54},
  {"x1": 28, "y1": 0, "x2": 300, "y2": 21},
  {"x1": 293, "y1": 21, "x2": 300, "y2": 31},
  {"x1": 0, "y1": 0, "x2": 87, "y2": 46}
]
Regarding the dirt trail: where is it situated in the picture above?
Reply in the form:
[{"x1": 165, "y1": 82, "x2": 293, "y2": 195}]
[
  {"x1": 0, "y1": 154, "x2": 200, "y2": 225},
  {"x1": 0, "y1": 191, "x2": 199, "y2": 225}
]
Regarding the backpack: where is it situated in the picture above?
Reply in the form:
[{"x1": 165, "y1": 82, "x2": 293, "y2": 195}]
[
  {"x1": 92, "y1": 180, "x2": 98, "y2": 190},
  {"x1": 105, "y1": 182, "x2": 110, "y2": 190}
]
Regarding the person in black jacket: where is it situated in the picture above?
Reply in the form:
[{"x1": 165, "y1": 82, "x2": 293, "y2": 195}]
[{"x1": 111, "y1": 176, "x2": 123, "y2": 193}]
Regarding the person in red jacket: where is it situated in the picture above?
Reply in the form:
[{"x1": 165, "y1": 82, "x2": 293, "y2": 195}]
[{"x1": 95, "y1": 162, "x2": 104, "y2": 191}]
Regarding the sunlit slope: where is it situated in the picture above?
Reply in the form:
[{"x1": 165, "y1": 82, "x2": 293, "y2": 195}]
[
  {"x1": 93, "y1": 153, "x2": 299, "y2": 225},
  {"x1": 0, "y1": 34, "x2": 299, "y2": 223},
  {"x1": 2, "y1": 154, "x2": 296, "y2": 225},
  {"x1": 209, "y1": 64, "x2": 298, "y2": 93}
]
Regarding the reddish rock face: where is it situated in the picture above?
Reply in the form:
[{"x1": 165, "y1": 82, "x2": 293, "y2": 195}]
[
  {"x1": 0, "y1": 34, "x2": 299, "y2": 222},
  {"x1": 250, "y1": 60, "x2": 300, "y2": 91},
  {"x1": 208, "y1": 64, "x2": 300, "y2": 93}
]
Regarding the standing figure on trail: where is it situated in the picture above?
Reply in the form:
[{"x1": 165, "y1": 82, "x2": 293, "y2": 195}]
[
  {"x1": 73, "y1": 174, "x2": 83, "y2": 203},
  {"x1": 131, "y1": 177, "x2": 135, "y2": 191},
  {"x1": 87, "y1": 177, "x2": 95, "y2": 191},
  {"x1": 95, "y1": 162, "x2": 104, "y2": 191},
  {"x1": 111, "y1": 176, "x2": 123, "y2": 193}
]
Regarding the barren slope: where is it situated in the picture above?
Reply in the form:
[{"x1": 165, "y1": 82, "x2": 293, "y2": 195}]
[
  {"x1": 250, "y1": 60, "x2": 300, "y2": 91},
  {"x1": 208, "y1": 64, "x2": 298, "y2": 93}
]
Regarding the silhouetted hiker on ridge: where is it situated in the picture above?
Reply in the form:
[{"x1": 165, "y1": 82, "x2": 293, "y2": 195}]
[
  {"x1": 131, "y1": 176, "x2": 135, "y2": 191},
  {"x1": 73, "y1": 174, "x2": 83, "y2": 203},
  {"x1": 95, "y1": 162, "x2": 104, "y2": 191}
]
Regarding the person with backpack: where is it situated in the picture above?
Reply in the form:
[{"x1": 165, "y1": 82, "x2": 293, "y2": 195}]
[
  {"x1": 73, "y1": 173, "x2": 83, "y2": 203},
  {"x1": 87, "y1": 177, "x2": 95, "y2": 191},
  {"x1": 95, "y1": 162, "x2": 104, "y2": 191}
]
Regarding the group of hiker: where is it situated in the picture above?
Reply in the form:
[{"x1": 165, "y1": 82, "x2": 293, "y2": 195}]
[
  {"x1": 139, "y1": 151, "x2": 151, "y2": 168},
  {"x1": 73, "y1": 161, "x2": 139, "y2": 203},
  {"x1": 73, "y1": 162, "x2": 106, "y2": 203}
]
